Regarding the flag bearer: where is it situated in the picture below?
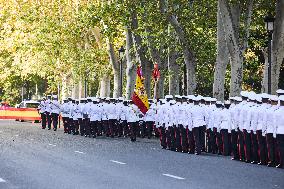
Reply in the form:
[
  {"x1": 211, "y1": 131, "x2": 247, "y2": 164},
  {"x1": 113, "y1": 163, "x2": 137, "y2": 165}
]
[{"x1": 144, "y1": 100, "x2": 156, "y2": 139}]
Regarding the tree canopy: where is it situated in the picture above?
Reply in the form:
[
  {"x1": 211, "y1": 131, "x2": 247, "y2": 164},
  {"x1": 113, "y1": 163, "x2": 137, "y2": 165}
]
[{"x1": 0, "y1": 0, "x2": 283, "y2": 105}]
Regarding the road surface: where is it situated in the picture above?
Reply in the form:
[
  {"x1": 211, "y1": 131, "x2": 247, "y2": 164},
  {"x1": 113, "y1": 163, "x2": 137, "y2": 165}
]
[{"x1": 0, "y1": 120, "x2": 283, "y2": 189}]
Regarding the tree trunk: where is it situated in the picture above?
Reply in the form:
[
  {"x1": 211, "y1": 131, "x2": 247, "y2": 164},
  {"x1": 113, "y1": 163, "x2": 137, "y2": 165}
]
[
  {"x1": 218, "y1": 0, "x2": 253, "y2": 97},
  {"x1": 61, "y1": 75, "x2": 68, "y2": 100},
  {"x1": 78, "y1": 78, "x2": 85, "y2": 98},
  {"x1": 100, "y1": 74, "x2": 110, "y2": 97},
  {"x1": 131, "y1": 10, "x2": 152, "y2": 97},
  {"x1": 108, "y1": 42, "x2": 120, "y2": 98},
  {"x1": 125, "y1": 29, "x2": 136, "y2": 99},
  {"x1": 157, "y1": 73, "x2": 165, "y2": 99},
  {"x1": 72, "y1": 81, "x2": 79, "y2": 99},
  {"x1": 271, "y1": 0, "x2": 284, "y2": 93},
  {"x1": 159, "y1": 0, "x2": 196, "y2": 95},
  {"x1": 218, "y1": 0, "x2": 242, "y2": 97},
  {"x1": 145, "y1": 25, "x2": 167, "y2": 99},
  {"x1": 143, "y1": 62, "x2": 152, "y2": 97},
  {"x1": 168, "y1": 50, "x2": 180, "y2": 96},
  {"x1": 213, "y1": 0, "x2": 230, "y2": 101}
]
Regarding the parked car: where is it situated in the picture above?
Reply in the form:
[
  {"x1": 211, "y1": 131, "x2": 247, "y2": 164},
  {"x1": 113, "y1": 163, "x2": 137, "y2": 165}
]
[
  {"x1": 16, "y1": 100, "x2": 40, "y2": 109},
  {"x1": 15, "y1": 100, "x2": 40, "y2": 122}
]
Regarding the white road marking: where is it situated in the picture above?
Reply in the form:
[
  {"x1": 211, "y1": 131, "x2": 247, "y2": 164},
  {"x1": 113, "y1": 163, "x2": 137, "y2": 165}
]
[
  {"x1": 0, "y1": 178, "x2": 6, "y2": 183},
  {"x1": 0, "y1": 131, "x2": 3, "y2": 133},
  {"x1": 74, "y1": 151, "x2": 85, "y2": 154},
  {"x1": 30, "y1": 139, "x2": 34, "y2": 141},
  {"x1": 48, "y1": 144, "x2": 56, "y2": 147},
  {"x1": 14, "y1": 134, "x2": 19, "y2": 137},
  {"x1": 110, "y1": 160, "x2": 126, "y2": 165},
  {"x1": 162, "y1": 173, "x2": 185, "y2": 180}
]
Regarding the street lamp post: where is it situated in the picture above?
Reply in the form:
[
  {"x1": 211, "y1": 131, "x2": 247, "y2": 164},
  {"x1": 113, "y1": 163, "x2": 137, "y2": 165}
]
[
  {"x1": 264, "y1": 13, "x2": 275, "y2": 94},
  {"x1": 118, "y1": 46, "x2": 125, "y2": 97}
]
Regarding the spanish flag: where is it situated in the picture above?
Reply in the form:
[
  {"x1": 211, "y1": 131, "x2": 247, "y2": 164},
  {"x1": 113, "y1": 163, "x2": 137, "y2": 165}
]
[{"x1": 132, "y1": 66, "x2": 149, "y2": 114}]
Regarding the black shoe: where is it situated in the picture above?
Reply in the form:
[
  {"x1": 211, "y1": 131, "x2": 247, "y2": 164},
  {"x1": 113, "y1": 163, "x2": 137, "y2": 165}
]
[
  {"x1": 250, "y1": 161, "x2": 257, "y2": 164},
  {"x1": 42, "y1": 127, "x2": 46, "y2": 129},
  {"x1": 245, "y1": 160, "x2": 251, "y2": 163},
  {"x1": 276, "y1": 164, "x2": 282, "y2": 168},
  {"x1": 93, "y1": 135, "x2": 96, "y2": 138},
  {"x1": 48, "y1": 128, "x2": 51, "y2": 130},
  {"x1": 53, "y1": 128, "x2": 57, "y2": 131},
  {"x1": 267, "y1": 162, "x2": 275, "y2": 167}
]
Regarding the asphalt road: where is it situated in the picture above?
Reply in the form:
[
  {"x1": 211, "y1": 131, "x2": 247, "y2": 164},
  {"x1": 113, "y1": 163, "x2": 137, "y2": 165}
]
[{"x1": 0, "y1": 120, "x2": 283, "y2": 189}]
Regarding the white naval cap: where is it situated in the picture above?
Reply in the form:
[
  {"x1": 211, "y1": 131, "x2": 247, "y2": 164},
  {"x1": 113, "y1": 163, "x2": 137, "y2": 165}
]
[
  {"x1": 105, "y1": 97, "x2": 110, "y2": 101},
  {"x1": 279, "y1": 95, "x2": 284, "y2": 101},
  {"x1": 261, "y1": 93, "x2": 270, "y2": 99},
  {"x1": 235, "y1": 97, "x2": 242, "y2": 102},
  {"x1": 240, "y1": 91, "x2": 249, "y2": 97},
  {"x1": 169, "y1": 100, "x2": 176, "y2": 104},
  {"x1": 204, "y1": 97, "x2": 211, "y2": 102},
  {"x1": 270, "y1": 95, "x2": 278, "y2": 101},
  {"x1": 276, "y1": 89, "x2": 284, "y2": 94},
  {"x1": 165, "y1": 95, "x2": 173, "y2": 99},
  {"x1": 248, "y1": 93, "x2": 256, "y2": 101},
  {"x1": 187, "y1": 95, "x2": 195, "y2": 100},
  {"x1": 210, "y1": 97, "x2": 217, "y2": 102},
  {"x1": 52, "y1": 95, "x2": 58, "y2": 99},
  {"x1": 118, "y1": 97, "x2": 124, "y2": 101},
  {"x1": 175, "y1": 95, "x2": 181, "y2": 98},
  {"x1": 255, "y1": 95, "x2": 262, "y2": 103},
  {"x1": 216, "y1": 101, "x2": 223, "y2": 105},
  {"x1": 224, "y1": 100, "x2": 231, "y2": 105},
  {"x1": 161, "y1": 99, "x2": 167, "y2": 103},
  {"x1": 193, "y1": 95, "x2": 202, "y2": 101}
]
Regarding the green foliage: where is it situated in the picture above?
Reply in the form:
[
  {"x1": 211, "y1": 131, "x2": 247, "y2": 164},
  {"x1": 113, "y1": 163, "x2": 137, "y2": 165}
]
[{"x1": 0, "y1": 0, "x2": 277, "y2": 104}]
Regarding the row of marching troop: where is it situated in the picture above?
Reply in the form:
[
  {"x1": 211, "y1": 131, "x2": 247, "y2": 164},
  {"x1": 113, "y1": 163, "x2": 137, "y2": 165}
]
[
  {"x1": 38, "y1": 89, "x2": 284, "y2": 169},
  {"x1": 156, "y1": 90, "x2": 284, "y2": 169},
  {"x1": 38, "y1": 95, "x2": 158, "y2": 142}
]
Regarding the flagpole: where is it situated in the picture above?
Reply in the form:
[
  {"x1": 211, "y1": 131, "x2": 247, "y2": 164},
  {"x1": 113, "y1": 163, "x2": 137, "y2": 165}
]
[{"x1": 152, "y1": 63, "x2": 160, "y2": 100}]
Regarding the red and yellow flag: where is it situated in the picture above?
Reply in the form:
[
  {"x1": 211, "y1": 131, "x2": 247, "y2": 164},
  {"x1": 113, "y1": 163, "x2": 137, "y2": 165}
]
[{"x1": 132, "y1": 66, "x2": 149, "y2": 114}]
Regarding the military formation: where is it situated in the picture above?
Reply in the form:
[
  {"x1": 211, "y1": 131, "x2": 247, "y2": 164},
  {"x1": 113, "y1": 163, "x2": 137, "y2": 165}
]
[
  {"x1": 38, "y1": 89, "x2": 284, "y2": 169},
  {"x1": 38, "y1": 96, "x2": 154, "y2": 142}
]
